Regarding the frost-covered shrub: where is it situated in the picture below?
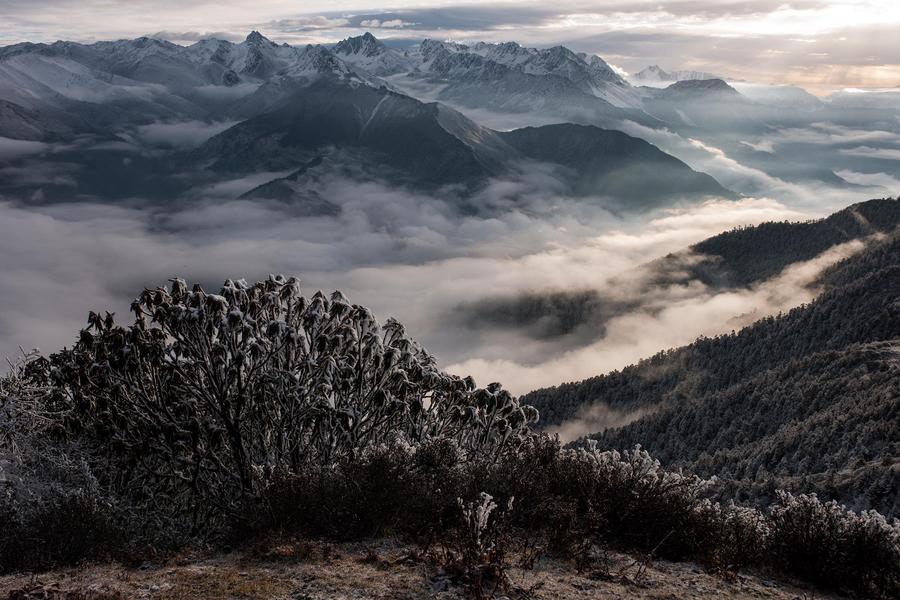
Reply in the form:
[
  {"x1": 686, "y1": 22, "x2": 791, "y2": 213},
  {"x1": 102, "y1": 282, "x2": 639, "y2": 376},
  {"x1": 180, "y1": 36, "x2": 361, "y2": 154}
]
[
  {"x1": 0, "y1": 490, "x2": 125, "y2": 573},
  {"x1": 0, "y1": 353, "x2": 129, "y2": 573},
  {"x1": 433, "y1": 492, "x2": 515, "y2": 599},
  {"x1": 573, "y1": 443, "x2": 710, "y2": 557},
  {"x1": 258, "y1": 439, "x2": 397, "y2": 538},
  {"x1": 690, "y1": 500, "x2": 768, "y2": 571},
  {"x1": 45, "y1": 276, "x2": 538, "y2": 522},
  {"x1": 255, "y1": 436, "x2": 471, "y2": 541},
  {"x1": 489, "y1": 438, "x2": 711, "y2": 559},
  {"x1": 1, "y1": 351, "x2": 92, "y2": 507},
  {"x1": 767, "y1": 491, "x2": 900, "y2": 597}
]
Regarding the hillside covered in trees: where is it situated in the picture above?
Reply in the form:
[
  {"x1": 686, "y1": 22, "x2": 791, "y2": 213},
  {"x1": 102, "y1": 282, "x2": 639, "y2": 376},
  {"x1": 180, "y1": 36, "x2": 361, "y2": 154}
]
[
  {"x1": 522, "y1": 198, "x2": 900, "y2": 517},
  {"x1": 664, "y1": 197, "x2": 900, "y2": 287}
]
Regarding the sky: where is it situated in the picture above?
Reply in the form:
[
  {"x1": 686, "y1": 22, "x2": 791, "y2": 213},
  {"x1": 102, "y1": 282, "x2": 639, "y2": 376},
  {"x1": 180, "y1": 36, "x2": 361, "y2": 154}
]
[{"x1": 1, "y1": 0, "x2": 899, "y2": 94}]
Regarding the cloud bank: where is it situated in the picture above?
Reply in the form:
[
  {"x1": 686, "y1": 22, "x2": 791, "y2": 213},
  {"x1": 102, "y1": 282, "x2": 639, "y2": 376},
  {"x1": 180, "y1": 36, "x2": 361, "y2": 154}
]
[
  {"x1": 0, "y1": 184, "x2": 814, "y2": 399},
  {"x1": 445, "y1": 238, "x2": 868, "y2": 394}
]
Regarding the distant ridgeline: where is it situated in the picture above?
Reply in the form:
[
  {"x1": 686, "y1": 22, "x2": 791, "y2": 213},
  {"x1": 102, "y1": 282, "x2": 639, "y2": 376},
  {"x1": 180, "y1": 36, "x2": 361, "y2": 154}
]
[
  {"x1": 522, "y1": 198, "x2": 900, "y2": 516},
  {"x1": 0, "y1": 32, "x2": 733, "y2": 210}
]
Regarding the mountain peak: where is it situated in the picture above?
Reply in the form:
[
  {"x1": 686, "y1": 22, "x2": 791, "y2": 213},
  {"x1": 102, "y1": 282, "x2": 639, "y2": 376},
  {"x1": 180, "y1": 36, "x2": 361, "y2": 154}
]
[
  {"x1": 245, "y1": 31, "x2": 272, "y2": 46},
  {"x1": 634, "y1": 65, "x2": 671, "y2": 80},
  {"x1": 633, "y1": 65, "x2": 723, "y2": 84},
  {"x1": 334, "y1": 32, "x2": 386, "y2": 57},
  {"x1": 662, "y1": 78, "x2": 740, "y2": 97}
]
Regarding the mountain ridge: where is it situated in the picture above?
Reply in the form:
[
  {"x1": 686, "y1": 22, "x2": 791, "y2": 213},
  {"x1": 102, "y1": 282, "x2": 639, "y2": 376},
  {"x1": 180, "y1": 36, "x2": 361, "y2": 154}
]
[
  {"x1": 0, "y1": 31, "x2": 738, "y2": 209},
  {"x1": 521, "y1": 197, "x2": 900, "y2": 516}
]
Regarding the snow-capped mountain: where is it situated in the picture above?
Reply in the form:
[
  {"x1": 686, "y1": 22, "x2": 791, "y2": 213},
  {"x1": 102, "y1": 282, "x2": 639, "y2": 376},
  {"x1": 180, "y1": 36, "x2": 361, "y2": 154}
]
[
  {"x1": 183, "y1": 32, "x2": 357, "y2": 82},
  {"x1": 0, "y1": 31, "x2": 386, "y2": 139},
  {"x1": 198, "y1": 77, "x2": 731, "y2": 208},
  {"x1": 405, "y1": 39, "x2": 642, "y2": 109},
  {"x1": 0, "y1": 31, "x2": 745, "y2": 208},
  {"x1": 631, "y1": 65, "x2": 723, "y2": 85},
  {"x1": 332, "y1": 32, "x2": 413, "y2": 76},
  {"x1": 0, "y1": 32, "x2": 369, "y2": 110},
  {"x1": 0, "y1": 30, "x2": 655, "y2": 140}
]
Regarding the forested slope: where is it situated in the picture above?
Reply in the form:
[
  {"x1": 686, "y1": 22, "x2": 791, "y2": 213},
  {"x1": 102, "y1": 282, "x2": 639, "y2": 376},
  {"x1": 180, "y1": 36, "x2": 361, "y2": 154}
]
[
  {"x1": 522, "y1": 199, "x2": 900, "y2": 515},
  {"x1": 654, "y1": 197, "x2": 900, "y2": 287}
]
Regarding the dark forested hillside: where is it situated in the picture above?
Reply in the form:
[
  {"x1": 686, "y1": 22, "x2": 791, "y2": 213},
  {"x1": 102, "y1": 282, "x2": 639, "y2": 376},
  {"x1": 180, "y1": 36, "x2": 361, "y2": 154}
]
[
  {"x1": 522, "y1": 199, "x2": 900, "y2": 515},
  {"x1": 451, "y1": 198, "x2": 900, "y2": 350},
  {"x1": 655, "y1": 197, "x2": 900, "y2": 288},
  {"x1": 596, "y1": 341, "x2": 900, "y2": 515}
]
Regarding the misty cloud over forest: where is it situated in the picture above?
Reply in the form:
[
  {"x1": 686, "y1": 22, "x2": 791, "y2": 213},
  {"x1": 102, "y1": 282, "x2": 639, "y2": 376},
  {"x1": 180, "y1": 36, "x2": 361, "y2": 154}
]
[{"x1": 0, "y1": 182, "x2": 847, "y2": 395}]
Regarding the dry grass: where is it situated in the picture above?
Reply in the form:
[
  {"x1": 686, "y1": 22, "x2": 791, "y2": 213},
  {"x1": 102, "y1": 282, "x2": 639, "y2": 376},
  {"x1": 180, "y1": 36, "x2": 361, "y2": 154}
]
[{"x1": 0, "y1": 539, "x2": 846, "y2": 600}]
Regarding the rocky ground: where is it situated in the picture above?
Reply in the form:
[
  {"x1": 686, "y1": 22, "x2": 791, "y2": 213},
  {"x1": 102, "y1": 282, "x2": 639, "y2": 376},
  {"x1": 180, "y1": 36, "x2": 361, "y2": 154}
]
[{"x1": 0, "y1": 539, "x2": 843, "y2": 600}]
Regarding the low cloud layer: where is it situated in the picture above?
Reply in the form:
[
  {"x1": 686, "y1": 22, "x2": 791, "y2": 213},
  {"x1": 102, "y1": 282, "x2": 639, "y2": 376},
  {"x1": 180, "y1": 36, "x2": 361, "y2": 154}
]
[
  {"x1": 445, "y1": 238, "x2": 868, "y2": 394},
  {"x1": 0, "y1": 137, "x2": 50, "y2": 160},
  {"x1": 0, "y1": 183, "x2": 815, "y2": 399},
  {"x1": 126, "y1": 120, "x2": 239, "y2": 150},
  {"x1": 547, "y1": 402, "x2": 658, "y2": 444}
]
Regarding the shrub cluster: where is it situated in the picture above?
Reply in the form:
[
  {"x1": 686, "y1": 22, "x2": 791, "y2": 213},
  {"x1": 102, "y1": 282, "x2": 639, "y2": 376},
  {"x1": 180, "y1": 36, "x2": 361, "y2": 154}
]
[
  {"x1": 768, "y1": 490, "x2": 900, "y2": 596},
  {"x1": 36, "y1": 276, "x2": 536, "y2": 529},
  {"x1": 0, "y1": 276, "x2": 898, "y2": 598},
  {"x1": 252, "y1": 435, "x2": 900, "y2": 597}
]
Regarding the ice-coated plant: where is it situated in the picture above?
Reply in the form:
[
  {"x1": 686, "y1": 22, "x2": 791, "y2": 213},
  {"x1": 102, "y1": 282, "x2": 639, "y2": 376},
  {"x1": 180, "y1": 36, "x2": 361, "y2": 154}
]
[
  {"x1": 446, "y1": 492, "x2": 515, "y2": 598},
  {"x1": 767, "y1": 490, "x2": 900, "y2": 596},
  {"x1": 459, "y1": 492, "x2": 500, "y2": 560},
  {"x1": 0, "y1": 350, "x2": 97, "y2": 507},
  {"x1": 42, "y1": 275, "x2": 539, "y2": 517}
]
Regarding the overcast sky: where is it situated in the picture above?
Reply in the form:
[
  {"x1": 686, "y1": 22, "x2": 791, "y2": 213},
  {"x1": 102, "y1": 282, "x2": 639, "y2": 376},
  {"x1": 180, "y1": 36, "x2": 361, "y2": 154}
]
[{"x1": 1, "y1": 0, "x2": 898, "y2": 93}]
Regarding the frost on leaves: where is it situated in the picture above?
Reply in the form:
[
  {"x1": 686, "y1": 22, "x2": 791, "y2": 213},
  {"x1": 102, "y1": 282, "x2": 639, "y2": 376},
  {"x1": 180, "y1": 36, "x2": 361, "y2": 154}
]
[{"x1": 43, "y1": 275, "x2": 538, "y2": 516}]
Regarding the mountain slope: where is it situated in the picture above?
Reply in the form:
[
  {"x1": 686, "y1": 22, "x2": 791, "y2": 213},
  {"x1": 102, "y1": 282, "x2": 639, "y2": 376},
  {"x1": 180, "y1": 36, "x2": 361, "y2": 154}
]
[
  {"x1": 450, "y1": 198, "x2": 900, "y2": 352},
  {"x1": 196, "y1": 79, "x2": 733, "y2": 208},
  {"x1": 656, "y1": 197, "x2": 900, "y2": 287},
  {"x1": 197, "y1": 78, "x2": 508, "y2": 188},
  {"x1": 0, "y1": 32, "x2": 733, "y2": 209},
  {"x1": 522, "y1": 199, "x2": 900, "y2": 515},
  {"x1": 597, "y1": 340, "x2": 899, "y2": 516},
  {"x1": 637, "y1": 79, "x2": 763, "y2": 131},
  {"x1": 499, "y1": 123, "x2": 731, "y2": 203}
]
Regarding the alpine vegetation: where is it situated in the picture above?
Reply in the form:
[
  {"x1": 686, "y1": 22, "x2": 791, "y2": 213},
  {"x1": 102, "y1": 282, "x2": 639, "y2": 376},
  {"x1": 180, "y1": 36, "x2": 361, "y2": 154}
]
[
  {"x1": 1, "y1": 276, "x2": 899, "y2": 598},
  {"x1": 17, "y1": 276, "x2": 536, "y2": 524}
]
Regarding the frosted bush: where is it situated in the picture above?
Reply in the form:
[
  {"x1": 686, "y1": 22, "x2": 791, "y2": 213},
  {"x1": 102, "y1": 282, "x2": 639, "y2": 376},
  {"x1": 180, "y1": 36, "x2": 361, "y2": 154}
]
[
  {"x1": 692, "y1": 499, "x2": 769, "y2": 569},
  {"x1": 43, "y1": 275, "x2": 539, "y2": 519},
  {"x1": 458, "y1": 492, "x2": 501, "y2": 559},
  {"x1": 438, "y1": 492, "x2": 515, "y2": 598},
  {"x1": 0, "y1": 351, "x2": 100, "y2": 509},
  {"x1": 767, "y1": 491, "x2": 900, "y2": 596}
]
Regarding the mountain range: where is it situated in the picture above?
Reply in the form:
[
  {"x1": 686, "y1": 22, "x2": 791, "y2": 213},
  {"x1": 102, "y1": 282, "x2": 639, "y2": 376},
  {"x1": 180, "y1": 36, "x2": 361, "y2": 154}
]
[
  {"x1": 2, "y1": 31, "x2": 898, "y2": 212},
  {"x1": 0, "y1": 31, "x2": 742, "y2": 210}
]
